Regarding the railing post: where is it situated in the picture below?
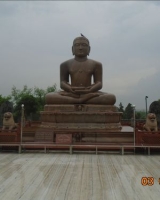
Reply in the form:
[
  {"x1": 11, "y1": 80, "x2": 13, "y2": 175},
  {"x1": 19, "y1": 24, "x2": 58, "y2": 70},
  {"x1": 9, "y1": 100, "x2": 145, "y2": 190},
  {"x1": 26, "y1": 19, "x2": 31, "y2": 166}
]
[
  {"x1": 20, "y1": 104, "x2": 24, "y2": 147},
  {"x1": 132, "y1": 105, "x2": 136, "y2": 154}
]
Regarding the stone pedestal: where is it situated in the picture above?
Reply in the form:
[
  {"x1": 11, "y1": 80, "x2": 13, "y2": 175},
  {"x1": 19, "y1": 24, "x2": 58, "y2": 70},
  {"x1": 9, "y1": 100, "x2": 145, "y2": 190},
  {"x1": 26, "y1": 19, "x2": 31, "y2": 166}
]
[{"x1": 40, "y1": 104, "x2": 122, "y2": 132}]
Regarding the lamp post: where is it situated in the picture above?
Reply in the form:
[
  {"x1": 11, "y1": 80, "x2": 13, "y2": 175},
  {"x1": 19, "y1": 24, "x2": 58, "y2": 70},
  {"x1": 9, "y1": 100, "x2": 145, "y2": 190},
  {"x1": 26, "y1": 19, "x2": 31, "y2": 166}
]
[
  {"x1": 145, "y1": 96, "x2": 148, "y2": 117},
  {"x1": 132, "y1": 105, "x2": 136, "y2": 147},
  {"x1": 21, "y1": 104, "x2": 24, "y2": 144}
]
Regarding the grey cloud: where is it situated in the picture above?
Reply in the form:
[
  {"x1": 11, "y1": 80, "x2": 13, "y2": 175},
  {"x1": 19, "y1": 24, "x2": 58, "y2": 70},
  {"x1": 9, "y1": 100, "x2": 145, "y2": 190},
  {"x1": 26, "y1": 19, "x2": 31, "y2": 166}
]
[{"x1": 0, "y1": 1, "x2": 160, "y2": 110}]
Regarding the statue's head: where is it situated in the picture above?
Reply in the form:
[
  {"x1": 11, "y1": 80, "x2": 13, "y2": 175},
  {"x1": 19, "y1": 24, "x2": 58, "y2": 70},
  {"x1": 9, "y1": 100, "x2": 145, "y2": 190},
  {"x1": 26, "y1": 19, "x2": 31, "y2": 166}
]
[
  {"x1": 3, "y1": 112, "x2": 15, "y2": 125},
  {"x1": 72, "y1": 36, "x2": 90, "y2": 57}
]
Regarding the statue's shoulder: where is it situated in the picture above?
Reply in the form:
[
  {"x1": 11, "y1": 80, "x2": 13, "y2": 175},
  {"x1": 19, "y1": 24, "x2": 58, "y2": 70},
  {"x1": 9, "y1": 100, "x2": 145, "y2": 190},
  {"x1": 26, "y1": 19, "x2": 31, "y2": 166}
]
[
  {"x1": 60, "y1": 58, "x2": 74, "y2": 67},
  {"x1": 87, "y1": 58, "x2": 102, "y2": 67}
]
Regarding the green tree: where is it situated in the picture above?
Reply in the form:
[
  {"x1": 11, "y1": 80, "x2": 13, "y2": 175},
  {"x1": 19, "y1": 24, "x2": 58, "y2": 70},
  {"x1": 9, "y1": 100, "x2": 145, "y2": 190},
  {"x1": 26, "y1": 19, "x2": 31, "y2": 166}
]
[
  {"x1": 118, "y1": 102, "x2": 125, "y2": 119},
  {"x1": 11, "y1": 85, "x2": 33, "y2": 106},
  {"x1": 14, "y1": 95, "x2": 39, "y2": 121},
  {"x1": 123, "y1": 103, "x2": 134, "y2": 119},
  {"x1": 11, "y1": 84, "x2": 57, "y2": 121},
  {"x1": 135, "y1": 110, "x2": 146, "y2": 119},
  {"x1": 0, "y1": 95, "x2": 12, "y2": 125},
  {"x1": 0, "y1": 95, "x2": 11, "y2": 107},
  {"x1": 33, "y1": 84, "x2": 56, "y2": 111},
  {"x1": 118, "y1": 102, "x2": 124, "y2": 112},
  {"x1": 149, "y1": 101, "x2": 160, "y2": 115}
]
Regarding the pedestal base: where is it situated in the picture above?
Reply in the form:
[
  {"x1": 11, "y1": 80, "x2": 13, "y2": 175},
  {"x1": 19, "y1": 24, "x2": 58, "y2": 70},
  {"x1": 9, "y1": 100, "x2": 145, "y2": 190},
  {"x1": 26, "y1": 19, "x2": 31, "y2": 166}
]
[{"x1": 40, "y1": 104, "x2": 122, "y2": 132}]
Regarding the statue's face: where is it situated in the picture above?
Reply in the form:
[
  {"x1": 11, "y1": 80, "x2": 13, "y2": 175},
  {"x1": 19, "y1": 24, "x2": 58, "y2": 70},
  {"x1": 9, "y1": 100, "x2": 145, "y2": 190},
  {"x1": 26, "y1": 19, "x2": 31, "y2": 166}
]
[{"x1": 72, "y1": 38, "x2": 90, "y2": 57}]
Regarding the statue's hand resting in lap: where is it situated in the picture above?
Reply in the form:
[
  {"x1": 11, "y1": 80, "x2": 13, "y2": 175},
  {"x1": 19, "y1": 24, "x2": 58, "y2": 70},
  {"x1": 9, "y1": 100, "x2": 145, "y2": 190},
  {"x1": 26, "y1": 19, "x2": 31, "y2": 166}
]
[{"x1": 71, "y1": 86, "x2": 93, "y2": 94}]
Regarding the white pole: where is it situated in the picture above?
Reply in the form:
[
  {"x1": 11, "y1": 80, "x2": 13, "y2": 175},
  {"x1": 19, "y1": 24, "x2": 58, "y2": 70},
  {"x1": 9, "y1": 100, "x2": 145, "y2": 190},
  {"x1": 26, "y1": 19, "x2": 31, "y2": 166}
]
[
  {"x1": 132, "y1": 105, "x2": 136, "y2": 147},
  {"x1": 21, "y1": 104, "x2": 24, "y2": 144}
]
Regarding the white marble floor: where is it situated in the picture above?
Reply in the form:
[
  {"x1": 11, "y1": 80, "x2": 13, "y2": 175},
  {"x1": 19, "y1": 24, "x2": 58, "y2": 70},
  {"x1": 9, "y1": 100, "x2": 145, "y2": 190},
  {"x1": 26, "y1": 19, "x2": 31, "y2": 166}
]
[{"x1": 0, "y1": 153, "x2": 160, "y2": 200}]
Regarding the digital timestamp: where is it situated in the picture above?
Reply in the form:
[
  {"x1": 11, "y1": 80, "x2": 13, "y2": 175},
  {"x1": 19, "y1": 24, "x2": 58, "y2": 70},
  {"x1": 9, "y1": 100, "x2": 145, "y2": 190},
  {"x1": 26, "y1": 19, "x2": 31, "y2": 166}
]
[{"x1": 141, "y1": 177, "x2": 160, "y2": 186}]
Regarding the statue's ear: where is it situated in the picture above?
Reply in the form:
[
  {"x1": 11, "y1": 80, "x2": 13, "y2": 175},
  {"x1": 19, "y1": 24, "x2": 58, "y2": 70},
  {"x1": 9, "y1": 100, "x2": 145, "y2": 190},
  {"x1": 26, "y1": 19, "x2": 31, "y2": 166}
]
[
  {"x1": 88, "y1": 46, "x2": 91, "y2": 56},
  {"x1": 72, "y1": 46, "x2": 75, "y2": 55}
]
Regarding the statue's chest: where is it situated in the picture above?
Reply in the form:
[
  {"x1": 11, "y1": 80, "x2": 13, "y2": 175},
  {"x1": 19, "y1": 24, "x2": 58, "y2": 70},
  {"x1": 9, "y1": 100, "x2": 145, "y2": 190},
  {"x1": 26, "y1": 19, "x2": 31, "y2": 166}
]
[{"x1": 69, "y1": 63, "x2": 93, "y2": 76}]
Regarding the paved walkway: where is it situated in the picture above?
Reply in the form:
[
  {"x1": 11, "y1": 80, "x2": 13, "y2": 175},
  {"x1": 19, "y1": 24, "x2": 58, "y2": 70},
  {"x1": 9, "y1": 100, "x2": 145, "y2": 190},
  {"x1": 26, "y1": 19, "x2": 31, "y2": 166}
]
[{"x1": 0, "y1": 153, "x2": 159, "y2": 200}]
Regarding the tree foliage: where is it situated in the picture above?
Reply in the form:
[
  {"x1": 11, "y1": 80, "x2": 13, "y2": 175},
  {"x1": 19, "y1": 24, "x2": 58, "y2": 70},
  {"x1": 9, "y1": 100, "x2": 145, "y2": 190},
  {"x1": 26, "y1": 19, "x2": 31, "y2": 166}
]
[
  {"x1": 0, "y1": 95, "x2": 11, "y2": 107},
  {"x1": 118, "y1": 102, "x2": 124, "y2": 112},
  {"x1": 118, "y1": 102, "x2": 146, "y2": 119},
  {"x1": 11, "y1": 84, "x2": 56, "y2": 121},
  {"x1": 123, "y1": 103, "x2": 134, "y2": 119},
  {"x1": 118, "y1": 102, "x2": 125, "y2": 119},
  {"x1": 135, "y1": 110, "x2": 146, "y2": 119},
  {"x1": 14, "y1": 95, "x2": 39, "y2": 121},
  {"x1": 33, "y1": 85, "x2": 56, "y2": 111},
  {"x1": 1, "y1": 83, "x2": 158, "y2": 122},
  {"x1": 149, "y1": 101, "x2": 160, "y2": 115}
]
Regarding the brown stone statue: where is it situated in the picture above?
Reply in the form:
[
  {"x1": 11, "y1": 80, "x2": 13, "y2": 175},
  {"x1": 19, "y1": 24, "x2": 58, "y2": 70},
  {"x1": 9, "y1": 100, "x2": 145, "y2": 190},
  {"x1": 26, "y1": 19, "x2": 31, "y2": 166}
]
[
  {"x1": 46, "y1": 36, "x2": 116, "y2": 105},
  {"x1": 2, "y1": 112, "x2": 17, "y2": 131},
  {"x1": 143, "y1": 113, "x2": 158, "y2": 132}
]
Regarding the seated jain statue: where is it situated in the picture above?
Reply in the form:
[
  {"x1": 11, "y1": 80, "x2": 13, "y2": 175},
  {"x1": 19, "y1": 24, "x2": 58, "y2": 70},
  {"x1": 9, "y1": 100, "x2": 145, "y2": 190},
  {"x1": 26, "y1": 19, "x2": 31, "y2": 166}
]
[{"x1": 46, "y1": 36, "x2": 116, "y2": 105}]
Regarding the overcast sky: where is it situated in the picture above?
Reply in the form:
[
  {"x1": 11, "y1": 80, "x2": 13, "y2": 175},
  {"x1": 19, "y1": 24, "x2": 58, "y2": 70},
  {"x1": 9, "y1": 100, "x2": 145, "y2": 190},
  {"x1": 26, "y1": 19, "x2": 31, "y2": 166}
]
[{"x1": 0, "y1": 1, "x2": 160, "y2": 110}]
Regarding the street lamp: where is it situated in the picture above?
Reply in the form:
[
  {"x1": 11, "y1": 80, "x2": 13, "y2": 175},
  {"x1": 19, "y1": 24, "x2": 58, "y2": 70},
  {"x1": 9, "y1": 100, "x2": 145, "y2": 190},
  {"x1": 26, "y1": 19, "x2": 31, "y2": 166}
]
[
  {"x1": 21, "y1": 104, "x2": 24, "y2": 144},
  {"x1": 145, "y1": 96, "x2": 148, "y2": 117}
]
